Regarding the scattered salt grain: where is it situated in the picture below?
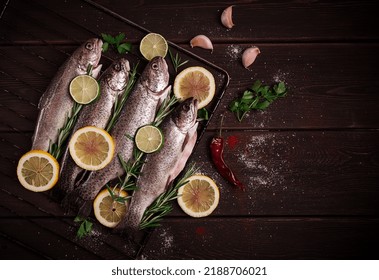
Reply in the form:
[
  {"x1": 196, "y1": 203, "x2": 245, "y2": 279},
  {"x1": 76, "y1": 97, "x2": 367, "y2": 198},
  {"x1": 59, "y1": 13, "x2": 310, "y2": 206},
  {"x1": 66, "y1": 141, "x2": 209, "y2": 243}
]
[
  {"x1": 273, "y1": 69, "x2": 289, "y2": 83},
  {"x1": 226, "y1": 44, "x2": 242, "y2": 61}
]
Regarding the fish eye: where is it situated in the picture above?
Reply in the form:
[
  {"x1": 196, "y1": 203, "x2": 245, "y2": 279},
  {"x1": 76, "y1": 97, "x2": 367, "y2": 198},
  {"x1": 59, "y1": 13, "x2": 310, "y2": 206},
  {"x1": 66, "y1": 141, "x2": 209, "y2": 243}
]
[
  {"x1": 114, "y1": 63, "x2": 121, "y2": 71},
  {"x1": 85, "y1": 43, "x2": 93, "y2": 50},
  {"x1": 151, "y1": 63, "x2": 159, "y2": 70}
]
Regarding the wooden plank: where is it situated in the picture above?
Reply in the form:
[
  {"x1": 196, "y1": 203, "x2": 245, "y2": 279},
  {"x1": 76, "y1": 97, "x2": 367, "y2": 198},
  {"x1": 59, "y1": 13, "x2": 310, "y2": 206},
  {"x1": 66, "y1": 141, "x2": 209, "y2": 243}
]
[
  {"x1": 1, "y1": 43, "x2": 379, "y2": 133},
  {"x1": 0, "y1": 233, "x2": 45, "y2": 259},
  {"x1": 0, "y1": 206, "x2": 140, "y2": 259},
  {"x1": 141, "y1": 217, "x2": 379, "y2": 259},
  {"x1": 3, "y1": 0, "x2": 378, "y2": 43},
  {"x1": 2, "y1": 130, "x2": 379, "y2": 217}
]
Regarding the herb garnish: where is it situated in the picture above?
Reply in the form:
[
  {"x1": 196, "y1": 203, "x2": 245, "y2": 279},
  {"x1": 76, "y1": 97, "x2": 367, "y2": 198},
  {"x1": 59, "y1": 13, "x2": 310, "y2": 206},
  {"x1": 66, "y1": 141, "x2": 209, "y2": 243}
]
[
  {"x1": 108, "y1": 92, "x2": 178, "y2": 201},
  {"x1": 48, "y1": 65, "x2": 96, "y2": 159},
  {"x1": 229, "y1": 80, "x2": 288, "y2": 122},
  {"x1": 74, "y1": 216, "x2": 93, "y2": 239},
  {"x1": 197, "y1": 108, "x2": 209, "y2": 121},
  {"x1": 140, "y1": 164, "x2": 198, "y2": 229},
  {"x1": 49, "y1": 103, "x2": 82, "y2": 159},
  {"x1": 105, "y1": 63, "x2": 139, "y2": 132},
  {"x1": 169, "y1": 49, "x2": 189, "y2": 72},
  {"x1": 101, "y1": 33, "x2": 132, "y2": 54}
]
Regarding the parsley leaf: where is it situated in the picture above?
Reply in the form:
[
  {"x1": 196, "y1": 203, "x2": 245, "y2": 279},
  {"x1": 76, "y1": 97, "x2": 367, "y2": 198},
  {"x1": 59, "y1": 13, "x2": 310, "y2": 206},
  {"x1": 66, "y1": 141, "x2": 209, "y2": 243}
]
[
  {"x1": 101, "y1": 33, "x2": 132, "y2": 54},
  {"x1": 74, "y1": 216, "x2": 93, "y2": 239},
  {"x1": 197, "y1": 108, "x2": 209, "y2": 121},
  {"x1": 229, "y1": 80, "x2": 288, "y2": 122}
]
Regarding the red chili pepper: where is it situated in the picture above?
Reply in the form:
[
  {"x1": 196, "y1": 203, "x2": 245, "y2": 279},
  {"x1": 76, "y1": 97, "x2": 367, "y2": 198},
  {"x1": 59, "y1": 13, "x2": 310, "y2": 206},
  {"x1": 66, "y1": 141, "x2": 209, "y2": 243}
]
[{"x1": 210, "y1": 116, "x2": 245, "y2": 190}]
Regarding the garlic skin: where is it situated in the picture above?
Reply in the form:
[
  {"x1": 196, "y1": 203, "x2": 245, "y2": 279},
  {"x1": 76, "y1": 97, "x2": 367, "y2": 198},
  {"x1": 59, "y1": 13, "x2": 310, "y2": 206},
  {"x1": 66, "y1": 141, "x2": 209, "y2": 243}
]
[
  {"x1": 190, "y1": 35, "x2": 213, "y2": 53},
  {"x1": 221, "y1": 5, "x2": 234, "y2": 29},
  {"x1": 242, "y1": 46, "x2": 261, "y2": 68}
]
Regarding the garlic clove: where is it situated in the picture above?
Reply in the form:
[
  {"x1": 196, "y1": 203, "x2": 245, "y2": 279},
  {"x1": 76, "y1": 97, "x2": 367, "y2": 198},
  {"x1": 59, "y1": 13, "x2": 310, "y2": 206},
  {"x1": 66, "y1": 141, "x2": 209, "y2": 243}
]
[
  {"x1": 190, "y1": 35, "x2": 213, "y2": 53},
  {"x1": 242, "y1": 46, "x2": 260, "y2": 68},
  {"x1": 221, "y1": 5, "x2": 234, "y2": 29}
]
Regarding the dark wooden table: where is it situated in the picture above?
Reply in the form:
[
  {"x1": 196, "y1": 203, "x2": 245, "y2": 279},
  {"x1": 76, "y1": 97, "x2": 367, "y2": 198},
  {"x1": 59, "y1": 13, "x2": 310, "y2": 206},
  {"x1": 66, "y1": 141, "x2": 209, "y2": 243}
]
[{"x1": 1, "y1": 0, "x2": 379, "y2": 260}]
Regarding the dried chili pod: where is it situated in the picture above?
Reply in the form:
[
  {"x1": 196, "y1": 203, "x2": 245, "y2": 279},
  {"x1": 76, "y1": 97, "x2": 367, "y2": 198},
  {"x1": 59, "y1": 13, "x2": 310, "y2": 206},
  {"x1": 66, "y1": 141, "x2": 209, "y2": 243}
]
[{"x1": 210, "y1": 115, "x2": 245, "y2": 190}]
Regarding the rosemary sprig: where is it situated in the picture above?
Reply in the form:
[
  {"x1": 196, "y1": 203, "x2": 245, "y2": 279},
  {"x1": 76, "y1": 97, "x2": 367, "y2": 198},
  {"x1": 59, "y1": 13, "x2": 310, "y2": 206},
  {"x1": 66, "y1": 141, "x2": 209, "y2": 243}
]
[
  {"x1": 49, "y1": 102, "x2": 83, "y2": 159},
  {"x1": 153, "y1": 92, "x2": 178, "y2": 127},
  {"x1": 48, "y1": 65, "x2": 95, "y2": 159},
  {"x1": 117, "y1": 151, "x2": 143, "y2": 192},
  {"x1": 111, "y1": 92, "x2": 177, "y2": 197},
  {"x1": 169, "y1": 49, "x2": 189, "y2": 73},
  {"x1": 139, "y1": 164, "x2": 198, "y2": 230},
  {"x1": 105, "y1": 63, "x2": 139, "y2": 132}
]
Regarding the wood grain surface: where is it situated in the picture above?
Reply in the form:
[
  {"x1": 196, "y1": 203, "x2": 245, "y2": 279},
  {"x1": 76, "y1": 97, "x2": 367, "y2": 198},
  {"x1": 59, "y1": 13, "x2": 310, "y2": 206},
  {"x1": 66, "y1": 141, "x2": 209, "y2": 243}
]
[{"x1": 1, "y1": 0, "x2": 378, "y2": 259}]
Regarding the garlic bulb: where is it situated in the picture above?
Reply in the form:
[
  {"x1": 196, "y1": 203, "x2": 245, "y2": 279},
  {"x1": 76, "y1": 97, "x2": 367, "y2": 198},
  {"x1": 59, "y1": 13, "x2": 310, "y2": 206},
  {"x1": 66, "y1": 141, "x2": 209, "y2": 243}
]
[
  {"x1": 190, "y1": 35, "x2": 213, "y2": 53},
  {"x1": 242, "y1": 46, "x2": 260, "y2": 68},
  {"x1": 221, "y1": 5, "x2": 234, "y2": 29}
]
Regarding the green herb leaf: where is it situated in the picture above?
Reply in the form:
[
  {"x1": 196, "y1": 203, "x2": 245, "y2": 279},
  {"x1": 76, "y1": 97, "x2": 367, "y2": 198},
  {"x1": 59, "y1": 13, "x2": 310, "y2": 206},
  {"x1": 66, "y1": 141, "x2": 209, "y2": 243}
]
[
  {"x1": 101, "y1": 33, "x2": 132, "y2": 54},
  {"x1": 229, "y1": 80, "x2": 288, "y2": 122},
  {"x1": 75, "y1": 217, "x2": 93, "y2": 239},
  {"x1": 197, "y1": 108, "x2": 209, "y2": 121},
  {"x1": 117, "y1": 42, "x2": 132, "y2": 54},
  {"x1": 169, "y1": 48, "x2": 189, "y2": 72},
  {"x1": 114, "y1": 33, "x2": 125, "y2": 44}
]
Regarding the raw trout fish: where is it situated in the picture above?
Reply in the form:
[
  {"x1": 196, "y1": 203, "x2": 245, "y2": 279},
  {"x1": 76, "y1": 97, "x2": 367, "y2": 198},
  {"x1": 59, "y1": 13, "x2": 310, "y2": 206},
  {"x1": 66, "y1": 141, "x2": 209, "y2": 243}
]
[
  {"x1": 119, "y1": 98, "x2": 199, "y2": 233},
  {"x1": 58, "y1": 58, "x2": 130, "y2": 195},
  {"x1": 32, "y1": 38, "x2": 103, "y2": 151},
  {"x1": 65, "y1": 56, "x2": 170, "y2": 215}
]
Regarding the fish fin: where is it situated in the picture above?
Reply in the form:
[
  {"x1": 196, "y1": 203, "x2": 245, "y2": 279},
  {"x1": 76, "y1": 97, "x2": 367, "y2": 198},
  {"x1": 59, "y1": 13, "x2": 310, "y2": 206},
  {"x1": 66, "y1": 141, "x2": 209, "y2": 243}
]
[
  {"x1": 168, "y1": 123, "x2": 198, "y2": 185},
  {"x1": 181, "y1": 122, "x2": 198, "y2": 152},
  {"x1": 77, "y1": 200, "x2": 93, "y2": 218},
  {"x1": 61, "y1": 188, "x2": 92, "y2": 218},
  {"x1": 156, "y1": 85, "x2": 172, "y2": 109},
  {"x1": 91, "y1": 64, "x2": 102, "y2": 79}
]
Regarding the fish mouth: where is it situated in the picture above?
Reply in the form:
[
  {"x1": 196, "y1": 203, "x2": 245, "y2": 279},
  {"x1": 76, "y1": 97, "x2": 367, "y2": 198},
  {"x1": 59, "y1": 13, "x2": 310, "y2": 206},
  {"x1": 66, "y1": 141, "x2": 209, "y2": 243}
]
[
  {"x1": 190, "y1": 98, "x2": 199, "y2": 125},
  {"x1": 94, "y1": 38, "x2": 103, "y2": 67}
]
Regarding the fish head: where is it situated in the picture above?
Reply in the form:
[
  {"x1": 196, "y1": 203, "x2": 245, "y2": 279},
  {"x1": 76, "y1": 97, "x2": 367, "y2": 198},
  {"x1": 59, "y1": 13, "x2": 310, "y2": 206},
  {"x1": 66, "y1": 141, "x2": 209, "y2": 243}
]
[
  {"x1": 173, "y1": 98, "x2": 199, "y2": 133},
  {"x1": 141, "y1": 56, "x2": 169, "y2": 95},
  {"x1": 105, "y1": 58, "x2": 131, "y2": 91},
  {"x1": 75, "y1": 38, "x2": 103, "y2": 74}
]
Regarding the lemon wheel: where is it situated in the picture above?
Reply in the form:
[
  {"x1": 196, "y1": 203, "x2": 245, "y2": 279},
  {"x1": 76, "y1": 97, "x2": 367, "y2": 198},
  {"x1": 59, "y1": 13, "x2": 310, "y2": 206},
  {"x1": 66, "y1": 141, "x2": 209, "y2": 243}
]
[
  {"x1": 93, "y1": 188, "x2": 129, "y2": 228},
  {"x1": 177, "y1": 174, "x2": 220, "y2": 218},
  {"x1": 139, "y1": 33, "x2": 168, "y2": 61},
  {"x1": 173, "y1": 66, "x2": 216, "y2": 109},
  {"x1": 17, "y1": 150, "x2": 59, "y2": 192},
  {"x1": 135, "y1": 125, "x2": 164, "y2": 153},
  {"x1": 69, "y1": 74, "x2": 100, "y2": 104},
  {"x1": 69, "y1": 126, "x2": 115, "y2": 171}
]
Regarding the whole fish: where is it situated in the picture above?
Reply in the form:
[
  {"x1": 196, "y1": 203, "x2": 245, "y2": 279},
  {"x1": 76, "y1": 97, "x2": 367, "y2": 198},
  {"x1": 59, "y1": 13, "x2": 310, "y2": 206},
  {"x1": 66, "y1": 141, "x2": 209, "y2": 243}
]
[
  {"x1": 118, "y1": 98, "x2": 199, "y2": 233},
  {"x1": 58, "y1": 58, "x2": 130, "y2": 195},
  {"x1": 32, "y1": 38, "x2": 103, "y2": 151},
  {"x1": 64, "y1": 56, "x2": 170, "y2": 215}
]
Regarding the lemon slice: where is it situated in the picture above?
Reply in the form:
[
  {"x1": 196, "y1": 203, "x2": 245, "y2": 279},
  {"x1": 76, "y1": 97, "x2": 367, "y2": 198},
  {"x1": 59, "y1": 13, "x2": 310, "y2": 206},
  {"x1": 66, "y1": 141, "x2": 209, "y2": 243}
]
[
  {"x1": 177, "y1": 174, "x2": 220, "y2": 218},
  {"x1": 17, "y1": 150, "x2": 59, "y2": 192},
  {"x1": 93, "y1": 188, "x2": 129, "y2": 228},
  {"x1": 139, "y1": 33, "x2": 168, "y2": 61},
  {"x1": 69, "y1": 126, "x2": 115, "y2": 171},
  {"x1": 69, "y1": 74, "x2": 100, "y2": 104},
  {"x1": 135, "y1": 125, "x2": 164, "y2": 153},
  {"x1": 173, "y1": 66, "x2": 216, "y2": 109}
]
